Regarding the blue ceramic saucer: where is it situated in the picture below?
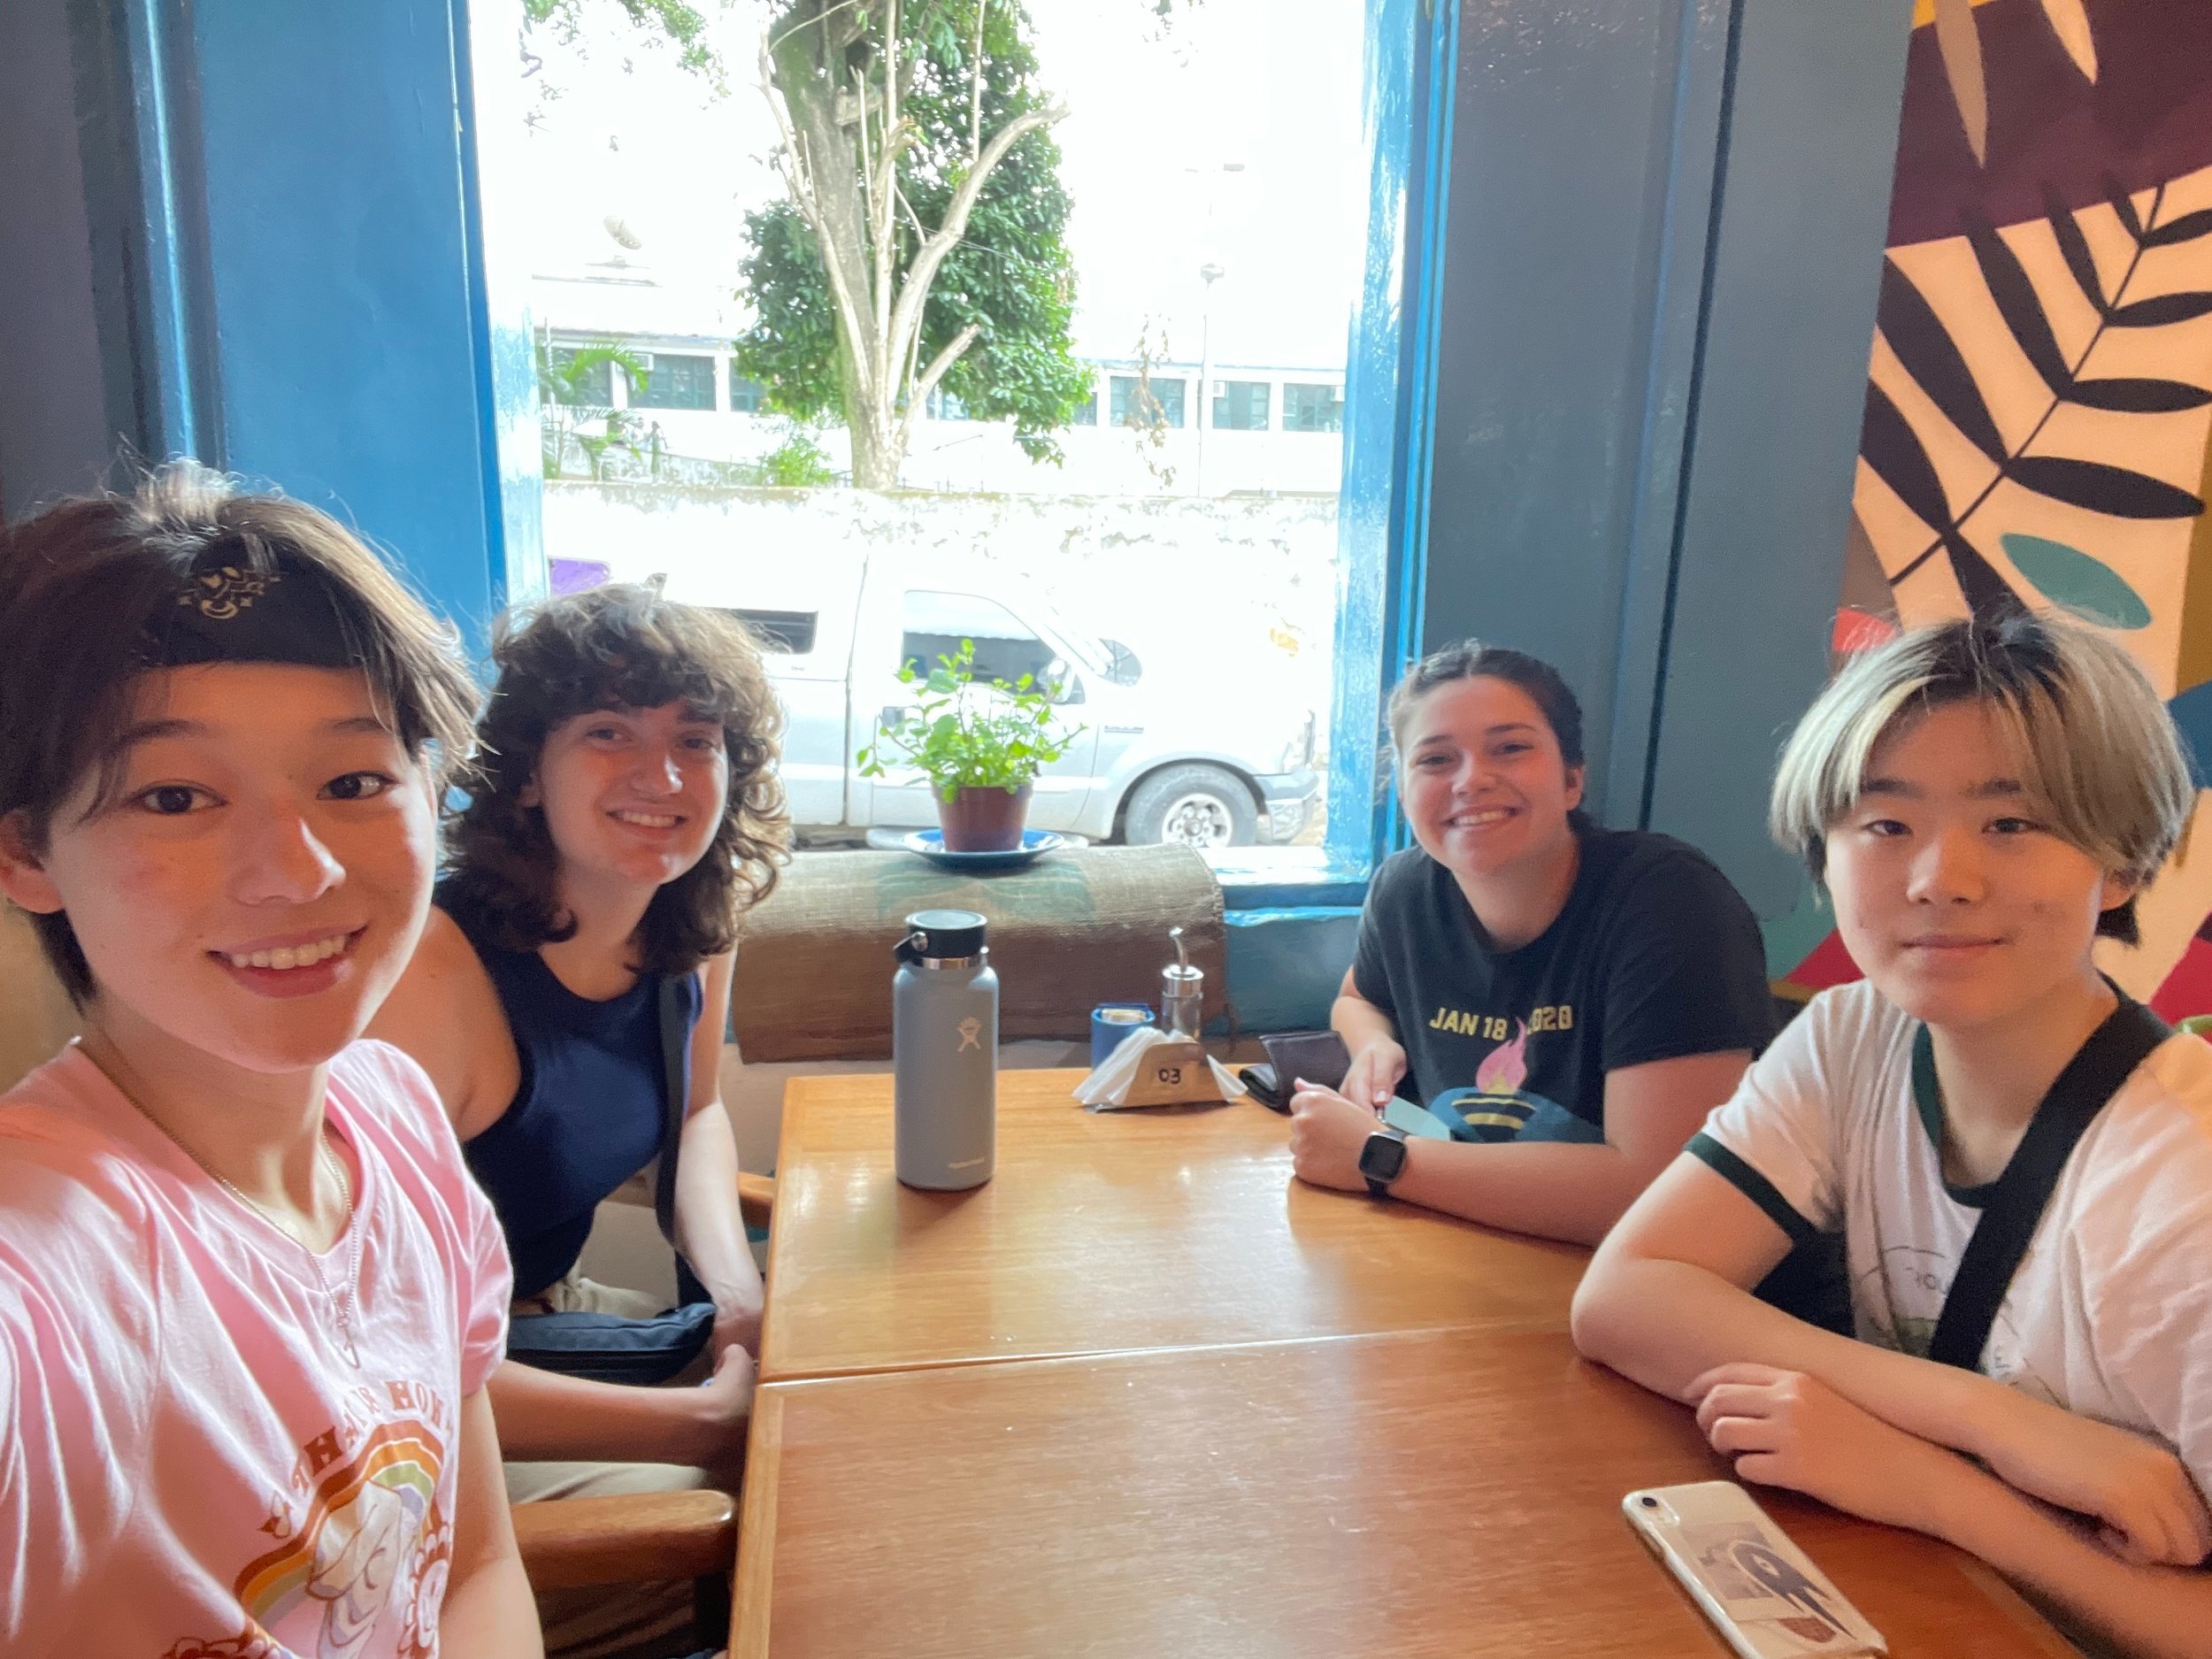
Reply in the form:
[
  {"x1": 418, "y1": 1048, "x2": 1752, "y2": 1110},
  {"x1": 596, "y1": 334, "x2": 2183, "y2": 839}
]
[{"x1": 901, "y1": 828, "x2": 1064, "y2": 871}]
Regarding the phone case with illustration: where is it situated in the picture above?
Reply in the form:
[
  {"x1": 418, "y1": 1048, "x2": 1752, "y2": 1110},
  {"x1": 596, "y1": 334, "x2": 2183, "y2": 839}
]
[{"x1": 1624, "y1": 1482, "x2": 1886, "y2": 1659}]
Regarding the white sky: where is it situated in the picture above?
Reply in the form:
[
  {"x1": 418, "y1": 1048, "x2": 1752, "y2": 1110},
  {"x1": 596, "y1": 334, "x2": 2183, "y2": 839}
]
[{"x1": 506, "y1": 0, "x2": 1371, "y2": 370}]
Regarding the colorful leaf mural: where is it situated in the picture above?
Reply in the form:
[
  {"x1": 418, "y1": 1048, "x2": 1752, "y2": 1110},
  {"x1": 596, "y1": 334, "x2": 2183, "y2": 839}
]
[
  {"x1": 2000, "y1": 533, "x2": 2151, "y2": 626},
  {"x1": 1795, "y1": 0, "x2": 2212, "y2": 1003},
  {"x1": 2036, "y1": 0, "x2": 2099, "y2": 81}
]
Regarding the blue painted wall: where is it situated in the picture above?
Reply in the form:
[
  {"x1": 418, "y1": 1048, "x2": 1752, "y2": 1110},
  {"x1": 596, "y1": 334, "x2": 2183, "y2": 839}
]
[
  {"x1": 1417, "y1": 0, "x2": 1911, "y2": 933},
  {"x1": 1642, "y1": 0, "x2": 1913, "y2": 919},
  {"x1": 184, "y1": 1, "x2": 542, "y2": 645},
  {"x1": 0, "y1": 0, "x2": 542, "y2": 653},
  {"x1": 1421, "y1": 0, "x2": 1736, "y2": 825},
  {"x1": 1225, "y1": 910, "x2": 1363, "y2": 1035}
]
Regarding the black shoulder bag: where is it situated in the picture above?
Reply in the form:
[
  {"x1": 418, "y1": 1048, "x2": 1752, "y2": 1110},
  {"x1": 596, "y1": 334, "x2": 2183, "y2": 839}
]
[
  {"x1": 1926, "y1": 995, "x2": 2170, "y2": 1371},
  {"x1": 503, "y1": 977, "x2": 719, "y2": 1386}
]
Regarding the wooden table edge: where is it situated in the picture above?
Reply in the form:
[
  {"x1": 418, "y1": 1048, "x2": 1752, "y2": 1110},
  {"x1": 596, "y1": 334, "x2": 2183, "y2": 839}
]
[
  {"x1": 754, "y1": 1311, "x2": 1583, "y2": 1386},
  {"x1": 759, "y1": 1086, "x2": 818, "y2": 1330},
  {"x1": 730, "y1": 1383, "x2": 784, "y2": 1659}
]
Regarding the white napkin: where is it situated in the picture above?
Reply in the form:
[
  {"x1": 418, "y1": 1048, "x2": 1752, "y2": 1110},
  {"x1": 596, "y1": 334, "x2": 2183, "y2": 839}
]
[{"x1": 1073, "y1": 1025, "x2": 1248, "y2": 1109}]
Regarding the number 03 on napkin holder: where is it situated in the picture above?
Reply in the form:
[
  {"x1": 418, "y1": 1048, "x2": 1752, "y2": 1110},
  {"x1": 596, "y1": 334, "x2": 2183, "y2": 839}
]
[{"x1": 1120, "y1": 1039, "x2": 1228, "y2": 1106}]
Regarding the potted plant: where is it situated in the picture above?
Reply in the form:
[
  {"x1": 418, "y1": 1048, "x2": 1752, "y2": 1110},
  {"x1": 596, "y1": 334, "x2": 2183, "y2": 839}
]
[{"x1": 857, "y1": 639, "x2": 1082, "y2": 851}]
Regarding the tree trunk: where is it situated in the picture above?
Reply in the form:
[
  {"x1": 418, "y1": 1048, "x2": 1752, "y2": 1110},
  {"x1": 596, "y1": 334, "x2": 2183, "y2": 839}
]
[
  {"x1": 761, "y1": 0, "x2": 1063, "y2": 492},
  {"x1": 770, "y1": 2, "x2": 903, "y2": 486},
  {"x1": 849, "y1": 413, "x2": 902, "y2": 488}
]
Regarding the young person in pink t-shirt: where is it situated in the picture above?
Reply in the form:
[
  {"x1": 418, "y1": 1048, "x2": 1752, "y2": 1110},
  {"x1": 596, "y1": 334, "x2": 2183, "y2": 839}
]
[{"x1": 0, "y1": 466, "x2": 542, "y2": 1657}]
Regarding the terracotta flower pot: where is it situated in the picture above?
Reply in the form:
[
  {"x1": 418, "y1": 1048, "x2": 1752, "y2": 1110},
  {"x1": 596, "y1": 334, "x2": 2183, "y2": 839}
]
[{"x1": 937, "y1": 783, "x2": 1033, "y2": 852}]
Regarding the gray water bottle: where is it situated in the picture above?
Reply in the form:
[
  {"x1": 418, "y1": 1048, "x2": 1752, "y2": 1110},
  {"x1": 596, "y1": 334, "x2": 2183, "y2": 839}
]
[{"x1": 892, "y1": 909, "x2": 998, "y2": 1190}]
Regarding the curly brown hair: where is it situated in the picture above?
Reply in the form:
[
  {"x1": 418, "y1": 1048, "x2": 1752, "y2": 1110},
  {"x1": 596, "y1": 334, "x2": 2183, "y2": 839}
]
[{"x1": 443, "y1": 584, "x2": 790, "y2": 974}]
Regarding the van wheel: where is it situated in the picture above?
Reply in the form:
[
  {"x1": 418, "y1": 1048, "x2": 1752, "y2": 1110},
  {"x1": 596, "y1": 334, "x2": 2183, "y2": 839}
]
[{"x1": 1124, "y1": 764, "x2": 1258, "y2": 849}]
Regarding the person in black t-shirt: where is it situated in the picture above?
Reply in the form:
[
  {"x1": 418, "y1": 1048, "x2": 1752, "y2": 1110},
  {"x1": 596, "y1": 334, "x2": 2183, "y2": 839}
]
[{"x1": 1287, "y1": 640, "x2": 1777, "y2": 1247}]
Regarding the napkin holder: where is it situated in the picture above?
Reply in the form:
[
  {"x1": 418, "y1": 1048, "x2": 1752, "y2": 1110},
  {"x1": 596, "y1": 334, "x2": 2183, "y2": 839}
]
[
  {"x1": 1119, "y1": 1038, "x2": 1225, "y2": 1106},
  {"x1": 1074, "y1": 1024, "x2": 1247, "y2": 1110}
]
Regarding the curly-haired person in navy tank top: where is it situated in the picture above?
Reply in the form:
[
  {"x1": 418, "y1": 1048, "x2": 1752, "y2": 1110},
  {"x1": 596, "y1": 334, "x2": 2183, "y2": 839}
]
[{"x1": 371, "y1": 583, "x2": 788, "y2": 1659}]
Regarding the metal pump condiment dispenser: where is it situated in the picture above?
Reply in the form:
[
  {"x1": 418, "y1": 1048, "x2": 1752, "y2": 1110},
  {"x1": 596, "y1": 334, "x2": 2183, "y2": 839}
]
[
  {"x1": 1119, "y1": 924, "x2": 1222, "y2": 1107},
  {"x1": 1160, "y1": 924, "x2": 1204, "y2": 1038}
]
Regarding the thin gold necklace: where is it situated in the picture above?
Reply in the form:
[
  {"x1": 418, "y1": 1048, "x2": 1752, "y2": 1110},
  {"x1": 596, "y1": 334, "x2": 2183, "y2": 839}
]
[{"x1": 106, "y1": 1069, "x2": 365, "y2": 1370}]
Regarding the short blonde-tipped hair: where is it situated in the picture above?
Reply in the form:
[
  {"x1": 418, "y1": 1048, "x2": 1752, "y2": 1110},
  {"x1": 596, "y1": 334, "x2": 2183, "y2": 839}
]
[{"x1": 1770, "y1": 611, "x2": 2195, "y2": 945}]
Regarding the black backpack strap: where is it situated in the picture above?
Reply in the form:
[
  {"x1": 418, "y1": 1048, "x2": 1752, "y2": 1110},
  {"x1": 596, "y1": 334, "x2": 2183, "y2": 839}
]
[
  {"x1": 653, "y1": 973, "x2": 690, "y2": 1250},
  {"x1": 1927, "y1": 995, "x2": 2170, "y2": 1371}
]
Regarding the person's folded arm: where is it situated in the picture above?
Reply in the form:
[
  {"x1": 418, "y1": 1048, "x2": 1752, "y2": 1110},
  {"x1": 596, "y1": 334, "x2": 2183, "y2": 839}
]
[
  {"x1": 439, "y1": 1386, "x2": 545, "y2": 1658},
  {"x1": 486, "y1": 1350, "x2": 751, "y2": 1471},
  {"x1": 1394, "y1": 1049, "x2": 1748, "y2": 1245},
  {"x1": 1575, "y1": 1154, "x2": 2212, "y2": 1566},
  {"x1": 1930, "y1": 1461, "x2": 2212, "y2": 1659},
  {"x1": 1575, "y1": 1151, "x2": 1857, "y2": 1389},
  {"x1": 1686, "y1": 1355, "x2": 2212, "y2": 1656},
  {"x1": 1291, "y1": 1050, "x2": 1750, "y2": 1247}
]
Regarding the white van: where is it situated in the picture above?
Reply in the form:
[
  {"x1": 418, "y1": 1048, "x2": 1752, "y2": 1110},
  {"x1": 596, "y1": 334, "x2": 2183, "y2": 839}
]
[{"x1": 596, "y1": 551, "x2": 1319, "y2": 848}]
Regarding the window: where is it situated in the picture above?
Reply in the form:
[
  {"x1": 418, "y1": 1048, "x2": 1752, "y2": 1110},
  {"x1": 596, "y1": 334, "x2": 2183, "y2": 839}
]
[
  {"x1": 1110, "y1": 374, "x2": 1185, "y2": 430},
  {"x1": 546, "y1": 346, "x2": 614, "y2": 405},
  {"x1": 633, "y1": 352, "x2": 717, "y2": 410},
  {"x1": 1283, "y1": 382, "x2": 1343, "y2": 434},
  {"x1": 726, "y1": 607, "x2": 818, "y2": 655},
  {"x1": 1212, "y1": 380, "x2": 1271, "y2": 431},
  {"x1": 509, "y1": 0, "x2": 1392, "y2": 877},
  {"x1": 901, "y1": 590, "x2": 1056, "y2": 688}
]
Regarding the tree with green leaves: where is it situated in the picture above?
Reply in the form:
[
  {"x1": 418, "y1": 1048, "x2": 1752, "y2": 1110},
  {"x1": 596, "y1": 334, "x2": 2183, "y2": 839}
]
[
  {"x1": 523, "y1": 0, "x2": 726, "y2": 88},
  {"x1": 536, "y1": 337, "x2": 647, "y2": 479},
  {"x1": 523, "y1": 0, "x2": 1186, "y2": 488},
  {"x1": 743, "y1": 0, "x2": 1089, "y2": 488}
]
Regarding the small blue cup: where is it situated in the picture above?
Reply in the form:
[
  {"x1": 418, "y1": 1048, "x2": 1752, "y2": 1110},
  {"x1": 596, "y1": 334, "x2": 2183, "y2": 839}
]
[{"x1": 1090, "y1": 1002, "x2": 1156, "y2": 1067}]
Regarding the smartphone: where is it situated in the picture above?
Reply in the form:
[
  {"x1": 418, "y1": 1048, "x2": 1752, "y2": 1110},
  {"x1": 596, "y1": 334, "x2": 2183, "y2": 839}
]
[{"x1": 1623, "y1": 1482, "x2": 1886, "y2": 1659}]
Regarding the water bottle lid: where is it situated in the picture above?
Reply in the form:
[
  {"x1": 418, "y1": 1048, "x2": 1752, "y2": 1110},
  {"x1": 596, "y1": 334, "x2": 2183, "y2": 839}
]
[{"x1": 903, "y1": 909, "x2": 988, "y2": 959}]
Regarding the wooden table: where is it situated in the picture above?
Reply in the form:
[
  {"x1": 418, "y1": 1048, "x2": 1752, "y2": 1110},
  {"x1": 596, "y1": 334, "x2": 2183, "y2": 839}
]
[
  {"x1": 758, "y1": 1068, "x2": 1586, "y2": 1382},
  {"x1": 733, "y1": 1325, "x2": 2072, "y2": 1658}
]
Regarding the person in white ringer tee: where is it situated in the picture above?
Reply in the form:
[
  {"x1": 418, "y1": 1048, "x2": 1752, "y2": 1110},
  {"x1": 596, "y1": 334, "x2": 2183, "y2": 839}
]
[{"x1": 1574, "y1": 611, "x2": 2212, "y2": 1659}]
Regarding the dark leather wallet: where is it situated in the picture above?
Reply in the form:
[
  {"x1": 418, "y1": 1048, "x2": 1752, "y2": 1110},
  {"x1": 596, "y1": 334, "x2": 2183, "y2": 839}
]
[{"x1": 1240, "y1": 1030, "x2": 1353, "y2": 1111}]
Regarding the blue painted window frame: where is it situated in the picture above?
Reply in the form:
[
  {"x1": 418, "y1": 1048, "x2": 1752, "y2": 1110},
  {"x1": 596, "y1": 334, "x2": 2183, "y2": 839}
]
[
  {"x1": 1213, "y1": 0, "x2": 1455, "y2": 911},
  {"x1": 61, "y1": 0, "x2": 545, "y2": 657}
]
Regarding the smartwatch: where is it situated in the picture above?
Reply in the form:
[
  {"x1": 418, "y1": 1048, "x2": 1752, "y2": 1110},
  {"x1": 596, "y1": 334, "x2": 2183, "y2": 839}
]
[{"x1": 1357, "y1": 1125, "x2": 1410, "y2": 1197}]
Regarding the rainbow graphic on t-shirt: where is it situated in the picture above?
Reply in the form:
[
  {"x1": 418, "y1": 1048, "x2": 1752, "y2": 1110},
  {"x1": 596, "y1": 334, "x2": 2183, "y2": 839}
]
[{"x1": 230, "y1": 1416, "x2": 449, "y2": 1659}]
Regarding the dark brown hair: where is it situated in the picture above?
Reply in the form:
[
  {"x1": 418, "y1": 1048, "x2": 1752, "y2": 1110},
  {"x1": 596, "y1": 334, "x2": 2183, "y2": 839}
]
[
  {"x1": 442, "y1": 584, "x2": 790, "y2": 975},
  {"x1": 1386, "y1": 640, "x2": 1591, "y2": 831},
  {"x1": 1387, "y1": 640, "x2": 1587, "y2": 765},
  {"x1": 0, "y1": 462, "x2": 481, "y2": 1002}
]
